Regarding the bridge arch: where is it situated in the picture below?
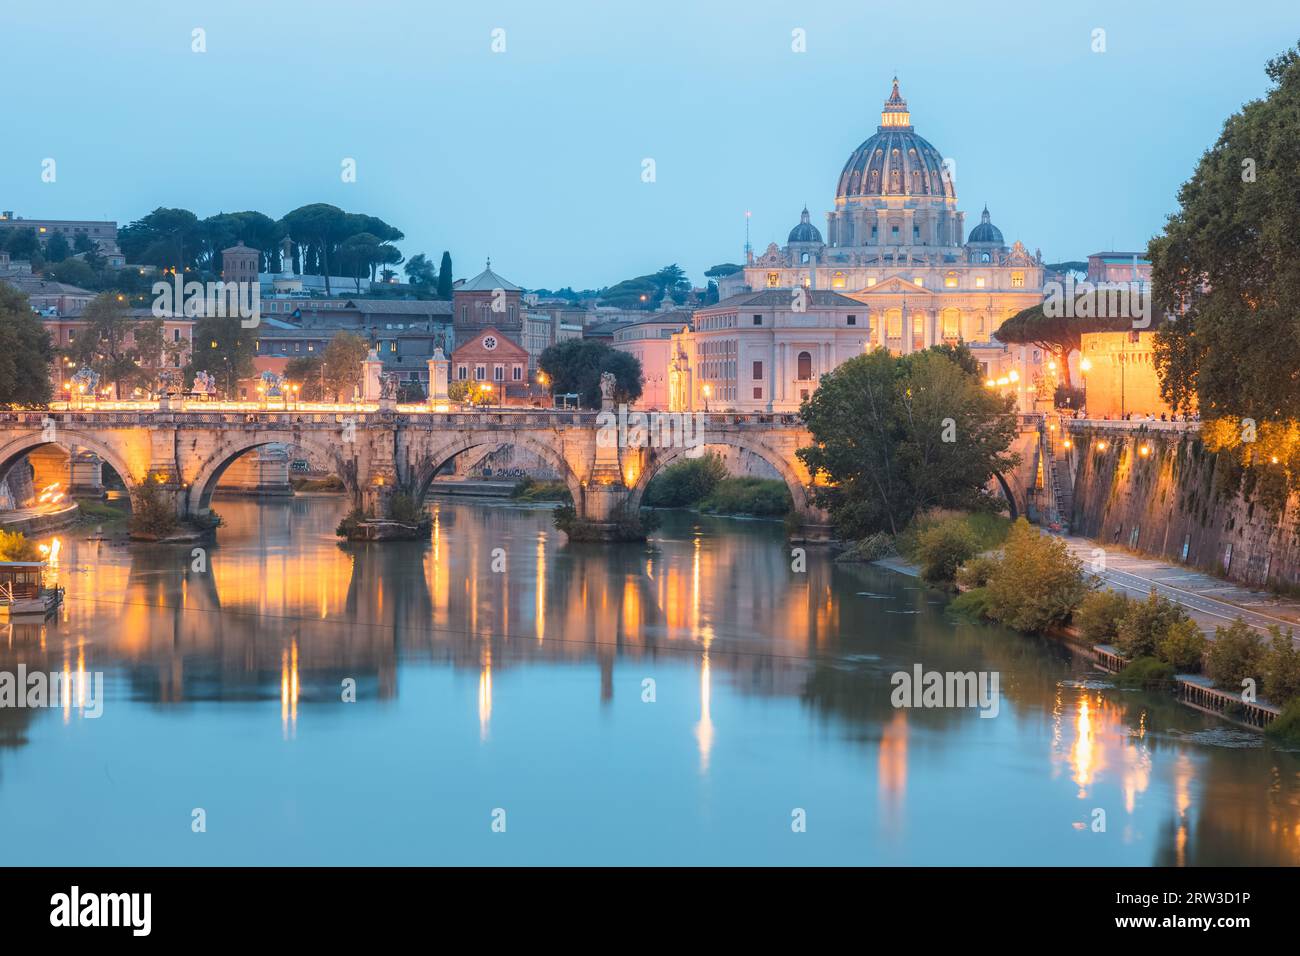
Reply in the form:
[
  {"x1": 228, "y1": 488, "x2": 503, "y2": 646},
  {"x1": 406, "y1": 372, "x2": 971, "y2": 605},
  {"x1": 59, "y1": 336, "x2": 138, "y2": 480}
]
[
  {"x1": 0, "y1": 431, "x2": 139, "y2": 499},
  {"x1": 409, "y1": 434, "x2": 585, "y2": 510},
  {"x1": 188, "y1": 433, "x2": 355, "y2": 515},
  {"x1": 625, "y1": 433, "x2": 820, "y2": 519},
  {"x1": 990, "y1": 471, "x2": 1019, "y2": 519}
]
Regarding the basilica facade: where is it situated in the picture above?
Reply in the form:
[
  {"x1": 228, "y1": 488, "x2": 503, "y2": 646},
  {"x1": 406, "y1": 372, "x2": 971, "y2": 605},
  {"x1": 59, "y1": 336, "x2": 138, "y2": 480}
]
[{"x1": 675, "y1": 80, "x2": 1047, "y2": 413}]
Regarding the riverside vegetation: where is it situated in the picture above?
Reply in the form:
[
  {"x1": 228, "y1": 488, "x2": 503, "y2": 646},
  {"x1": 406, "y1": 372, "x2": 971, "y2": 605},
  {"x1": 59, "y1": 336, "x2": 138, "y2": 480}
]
[{"x1": 856, "y1": 510, "x2": 1300, "y2": 742}]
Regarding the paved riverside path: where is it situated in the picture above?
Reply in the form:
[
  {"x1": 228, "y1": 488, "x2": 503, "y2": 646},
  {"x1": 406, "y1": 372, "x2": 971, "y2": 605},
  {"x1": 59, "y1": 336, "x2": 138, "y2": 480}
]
[{"x1": 1062, "y1": 535, "x2": 1300, "y2": 637}]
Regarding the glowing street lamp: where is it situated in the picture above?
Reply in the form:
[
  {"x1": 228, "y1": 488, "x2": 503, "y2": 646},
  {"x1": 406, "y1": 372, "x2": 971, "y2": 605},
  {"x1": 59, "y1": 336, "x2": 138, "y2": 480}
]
[{"x1": 702, "y1": 382, "x2": 712, "y2": 412}]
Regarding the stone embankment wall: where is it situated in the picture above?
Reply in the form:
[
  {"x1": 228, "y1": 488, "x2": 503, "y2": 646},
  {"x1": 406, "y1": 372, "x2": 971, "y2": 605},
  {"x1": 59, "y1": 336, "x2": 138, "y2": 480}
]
[{"x1": 1070, "y1": 428, "x2": 1300, "y2": 590}]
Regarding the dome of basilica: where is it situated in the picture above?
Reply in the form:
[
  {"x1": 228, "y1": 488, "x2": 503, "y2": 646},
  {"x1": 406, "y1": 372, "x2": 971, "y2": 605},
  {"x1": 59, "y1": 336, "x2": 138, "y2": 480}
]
[
  {"x1": 834, "y1": 79, "x2": 955, "y2": 203},
  {"x1": 967, "y1": 206, "x2": 1004, "y2": 245},
  {"x1": 787, "y1": 207, "x2": 823, "y2": 244}
]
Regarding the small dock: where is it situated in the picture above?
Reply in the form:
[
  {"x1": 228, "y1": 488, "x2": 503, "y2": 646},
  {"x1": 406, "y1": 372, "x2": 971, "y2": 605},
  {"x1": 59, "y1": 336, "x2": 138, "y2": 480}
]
[{"x1": 1091, "y1": 643, "x2": 1280, "y2": 729}]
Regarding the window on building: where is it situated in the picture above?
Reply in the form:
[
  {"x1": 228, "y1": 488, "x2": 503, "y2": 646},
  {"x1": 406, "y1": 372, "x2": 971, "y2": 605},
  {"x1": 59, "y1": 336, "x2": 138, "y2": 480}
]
[
  {"x1": 796, "y1": 351, "x2": 812, "y2": 380},
  {"x1": 494, "y1": 365, "x2": 504, "y2": 381},
  {"x1": 800, "y1": 389, "x2": 809, "y2": 401},
  {"x1": 942, "y1": 309, "x2": 960, "y2": 340},
  {"x1": 975, "y1": 276, "x2": 986, "y2": 288},
  {"x1": 1011, "y1": 272, "x2": 1025, "y2": 288},
  {"x1": 886, "y1": 309, "x2": 902, "y2": 338},
  {"x1": 474, "y1": 365, "x2": 485, "y2": 380},
  {"x1": 847, "y1": 314, "x2": 856, "y2": 326},
  {"x1": 866, "y1": 277, "x2": 877, "y2": 287},
  {"x1": 512, "y1": 365, "x2": 522, "y2": 381},
  {"x1": 753, "y1": 314, "x2": 762, "y2": 326},
  {"x1": 753, "y1": 387, "x2": 762, "y2": 399},
  {"x1": 944, "y1": 273, "x2": 958, "y2": 288},
  {"x1": 172, "y1": 328, "x2": 181, "y2": 342},
  {"x1": 457, "y1": 365, "x2": 467, "y2": 380},
  {"x1": 752, "y1": 360, "x2": 762, "y2": 379},
  {"x1": 767, "y1": 272, "x2": 779, "y2": 288},
  {"x1": 912, "y1": 277, "x2": 923, "y2": 287}
]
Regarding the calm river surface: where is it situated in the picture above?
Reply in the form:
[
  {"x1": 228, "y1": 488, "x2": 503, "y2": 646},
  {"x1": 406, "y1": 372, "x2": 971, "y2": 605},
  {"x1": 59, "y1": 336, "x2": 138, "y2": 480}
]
[{"x1": 2, "y1": 494, "x2": 1299, "y2": 865}]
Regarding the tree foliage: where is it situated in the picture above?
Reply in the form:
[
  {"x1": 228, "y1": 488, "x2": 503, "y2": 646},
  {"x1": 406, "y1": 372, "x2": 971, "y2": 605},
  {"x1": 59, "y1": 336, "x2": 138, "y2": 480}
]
[
  {"x1": 1151, "y1": 41, "x2": 1300, "y2": 420},
  {"x1": 982, "y1": 518, "x2": 1087, "y2": 633},
  {"x1": 0, "y1": 284, "x2": 54, "y2": 404},
  {"x1": 796, "y1": 345, "x2": 1020, "y2": 538},
  {"x1": 993, "y1": 301, "x2": 1129, "y2": 387},
  {"x1": 537, "y1": 339, "x2": 643, "y2": 407}
]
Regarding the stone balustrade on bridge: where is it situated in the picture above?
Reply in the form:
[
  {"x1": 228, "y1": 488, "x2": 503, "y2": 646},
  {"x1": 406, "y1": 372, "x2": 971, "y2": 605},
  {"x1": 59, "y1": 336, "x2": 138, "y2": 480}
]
[{"x1": 0, "y1": 406, "x2": 834, "y2": 539}]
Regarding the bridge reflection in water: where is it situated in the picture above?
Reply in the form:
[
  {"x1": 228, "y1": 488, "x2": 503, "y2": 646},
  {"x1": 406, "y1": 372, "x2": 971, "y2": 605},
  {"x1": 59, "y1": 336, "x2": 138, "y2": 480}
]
[{"x1": 1, "y1": 495, "x2": 1299, "y2": 866}]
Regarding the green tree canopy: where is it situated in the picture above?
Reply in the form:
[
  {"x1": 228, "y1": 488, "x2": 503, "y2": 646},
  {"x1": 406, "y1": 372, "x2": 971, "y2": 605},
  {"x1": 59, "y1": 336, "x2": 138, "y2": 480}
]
[
  {"x1": 797, "y1": 345, "x2": 1021, "y2": 538},
  {"x1": 1150, "y1": 41, "x2": 1300, "y2": 420},
  {"x1": 44, "y1": 232, "x2": 71, "y2": 263},
  {"x1": 322, "y1": 331, "x2": 370, "y2": 402},
  {"x1": 0, "y1": 284, "x2": 54, "y2": 404},
  {"x1": 437, "y1": 251, "x2": 453, "y2": 299},
  {"x1": 993, "y1": 302, "x2": 1129, "y2": 387},
  {"x1": 284, "y1": 355, "x2": 325, "y2": 401},
  {"x1": 704, "y1": 263, "x2": 744, "y2": 278},
  {"x1": 70, "y1": 292, "x2": 159, "y2": 398},
  {"x1": 188, "y1": 315, "x2": 257, "y2": 398},
  {"x1": 117, "y1": 207, "x2": 203, "y2": 271},
  {"x1": 3, "y1": 227, "x2": 41, "y2": 261},
  {"x1": 537, "y1": 339, "x2": 643, "y2": 407}
]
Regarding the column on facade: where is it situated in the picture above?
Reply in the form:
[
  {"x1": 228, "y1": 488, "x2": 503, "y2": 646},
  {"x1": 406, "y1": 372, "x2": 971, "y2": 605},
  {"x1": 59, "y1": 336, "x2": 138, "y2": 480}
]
[{"x1": 902, "y1": 310, "x2": 912, "y2": 354}]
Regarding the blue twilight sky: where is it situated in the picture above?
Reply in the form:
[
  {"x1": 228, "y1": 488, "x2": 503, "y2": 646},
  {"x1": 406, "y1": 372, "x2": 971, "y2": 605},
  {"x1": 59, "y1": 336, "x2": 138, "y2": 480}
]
[{"x1": 1, "y1": 0, "x2": 1295, "y2": 290}]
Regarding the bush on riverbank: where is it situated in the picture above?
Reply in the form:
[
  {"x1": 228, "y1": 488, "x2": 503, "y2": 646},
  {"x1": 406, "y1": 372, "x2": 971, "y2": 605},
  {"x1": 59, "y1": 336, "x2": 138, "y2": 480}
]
[
  {"x1": 897, "y1": 510, "x2": 1010, "y2": 563},
  {"x1": 129, "y1": 476, "x2": 178, "y2": 538},
  {"x1": 642, "y1": 454, "x2": 727, "y2": 507},
  {"x1": 1262, "y1": 625, "x2": 1300, "y2": 704},
  {"x1": 947, "y1": 587, "x2": 991, "y2": 620},
  {"x1": 1158, "y1": 618, "x2": 1209, "y2": 672},
  {"x1": 915, "y1": 518, "x2": 979, "y2": 585},
  {"x1": 0, "y1": 530, "x2": 40, "y2": 561},
  {"x1": 1205, "y1": 618, "x2": 1265, "y2": 691},
  {"x1": 1265, "y1": 699, "x2": 1300, "y2": 744},
  {"x1": 955, "y1": 554, "x2": 1000, "y2": 589},
  {"x1": 836, "y1": 531, "x2": 896, "y2": 563},
  {"x1": 1074, "y1": 589, "x2": 1133, "y2": 645},
  {"x1": 699, "y1": 477, "x2": 791, "y2": 517},
  {"x1": 552, "y1": 503, "x2": 660, "y2": 541},
  {"x1": 1115, "y1": 657, "x2": 1176, "y2": 691},
  {"x1": 291, "y1": 475, "x2": 345, "y2": 492},
  {"x1": 982, "y1": 518, "x2": 1087, "y2": 633},
  {"x1": 75, "y1": 497, "x2": 130, "y2": 523},
  {"x1": 511, "y1": 478, "x2": 572, "y2": 503},
  {"x1": 1117, "y1": 588, "x2": 1192, "y2": 659},
  {"x1": 336, "y1": 507, "x2": 370, "y2": 538}
]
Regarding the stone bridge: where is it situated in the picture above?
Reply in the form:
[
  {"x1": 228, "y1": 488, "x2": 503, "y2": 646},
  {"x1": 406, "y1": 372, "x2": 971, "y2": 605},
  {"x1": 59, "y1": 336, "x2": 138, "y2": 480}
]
[{"x1": 0, "y1": 407, "x2": 839, "y2": 538}]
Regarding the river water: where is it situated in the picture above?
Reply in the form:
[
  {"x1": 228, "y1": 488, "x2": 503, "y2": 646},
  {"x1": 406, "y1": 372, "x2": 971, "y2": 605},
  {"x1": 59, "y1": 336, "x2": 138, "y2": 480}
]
[{"x1": 2, "y1": 494, "x2": 1298, "y2": 865}]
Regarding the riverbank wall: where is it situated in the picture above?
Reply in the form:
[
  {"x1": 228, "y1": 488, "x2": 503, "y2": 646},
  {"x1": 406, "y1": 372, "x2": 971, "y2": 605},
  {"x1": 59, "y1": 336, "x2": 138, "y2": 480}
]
[{"x1": 1068, "y1": 427, "x2": 1300, "y2": 592}]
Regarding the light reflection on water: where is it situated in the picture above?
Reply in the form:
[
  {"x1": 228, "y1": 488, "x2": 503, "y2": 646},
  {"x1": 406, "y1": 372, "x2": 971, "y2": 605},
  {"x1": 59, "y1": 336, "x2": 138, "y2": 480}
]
[{"x1": 1, "y1": 494, "x2": 1299, "y2": 865}]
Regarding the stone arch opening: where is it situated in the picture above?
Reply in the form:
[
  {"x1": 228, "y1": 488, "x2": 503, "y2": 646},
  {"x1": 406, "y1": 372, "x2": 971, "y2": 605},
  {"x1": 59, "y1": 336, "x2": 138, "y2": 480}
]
[
  {"x1": 189, "y1": 434, "x2": 354, "y2": 515},
  {"x1": 0, "y1": 432, "x2": 139, "y2": 510},
  {"x1": 990, "y1": 471, "x2": 1019, "y2": 519},
  {"x1": 625, "y1": 435, "x2": 819, "y2": 520},
  {"x1": 410, "y1": 436, "x2": 584, "y2": 511}
]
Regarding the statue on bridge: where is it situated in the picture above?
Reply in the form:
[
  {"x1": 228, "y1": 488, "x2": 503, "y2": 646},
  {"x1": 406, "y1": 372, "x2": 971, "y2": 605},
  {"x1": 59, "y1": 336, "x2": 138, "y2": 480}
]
[
  {"x1": 191, "y1": 371, "x2": 216, "y2": 397},
  {"x1": 379, "y1": 372, "x2": 399, "y2": 402},
  {"x1": 69, "y1": 367, "x2": 100, "y2": 397},
  {"x1": 599, "y1": 371, "x2": 617, "y2": 410},
  {"x1": 259, "y1": 369, "x2": 286, "y2": 398}
]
